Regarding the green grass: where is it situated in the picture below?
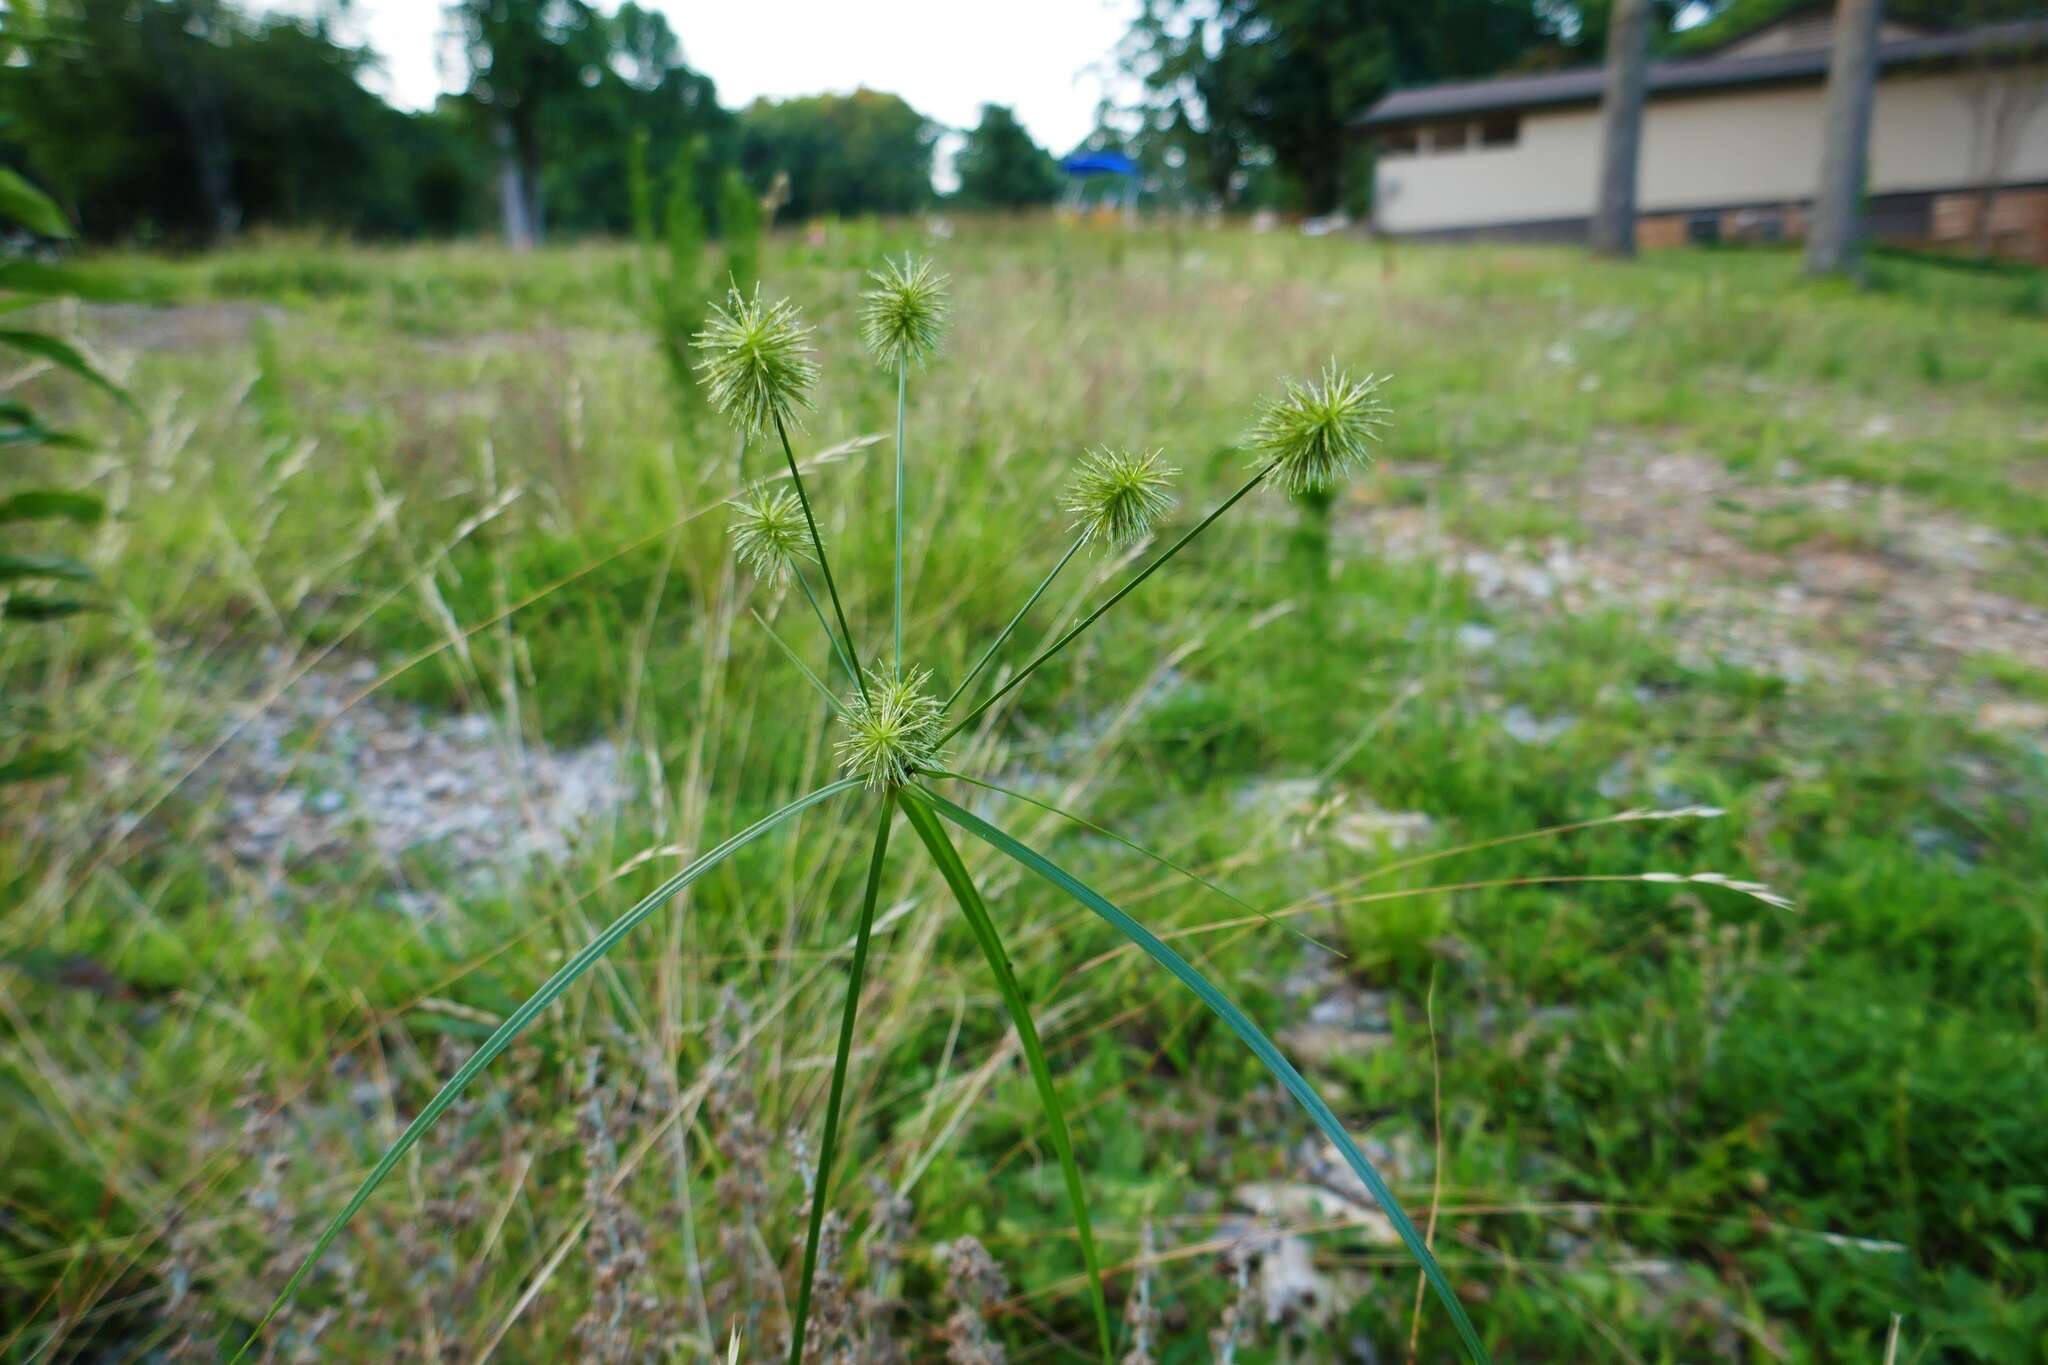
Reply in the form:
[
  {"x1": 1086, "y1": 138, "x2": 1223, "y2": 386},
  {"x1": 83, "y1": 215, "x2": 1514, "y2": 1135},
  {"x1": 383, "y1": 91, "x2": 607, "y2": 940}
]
[{"x1": 3, "y1": 225, "x2": 2046, "y2": 1361}]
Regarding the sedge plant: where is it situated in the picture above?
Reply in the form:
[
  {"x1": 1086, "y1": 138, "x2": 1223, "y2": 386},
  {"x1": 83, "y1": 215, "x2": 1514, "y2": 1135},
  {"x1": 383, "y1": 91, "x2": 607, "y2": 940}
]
[{"x1": 236, "y1": 264, "x2": 1492, "y2": 1364}]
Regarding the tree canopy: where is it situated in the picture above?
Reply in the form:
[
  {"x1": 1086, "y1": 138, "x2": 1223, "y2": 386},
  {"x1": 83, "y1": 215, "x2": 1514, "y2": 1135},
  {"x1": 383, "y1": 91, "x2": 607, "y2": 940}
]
[
  {"x1": 1, "y1": 0, "x2": 483, "y2": 242},
  {"x1": 954, "y1": 105, "x2": 1064, "y2": 209},
  {"x1": 0, "y1": 0, "x2": 938, "y2": 244},
  {"x1": 736, "y1": 90, "x2": 936, "y2": 222}
]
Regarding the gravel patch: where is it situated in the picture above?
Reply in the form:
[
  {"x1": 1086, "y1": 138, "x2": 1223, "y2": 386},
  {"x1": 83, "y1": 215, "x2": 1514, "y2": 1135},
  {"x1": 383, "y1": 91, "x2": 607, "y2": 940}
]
[
  {"x1": 177, "y1": 654, "x2": 630, "y2": 897},
  {"x1": 1349, "y1": 451, "x2": 2048, "y2": 738}
]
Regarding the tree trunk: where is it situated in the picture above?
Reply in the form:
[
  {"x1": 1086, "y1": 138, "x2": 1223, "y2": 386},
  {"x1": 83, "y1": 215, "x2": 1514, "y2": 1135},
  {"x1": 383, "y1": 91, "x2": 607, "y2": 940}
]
[
  {"x1": 1590, "y1": 0, "x2": 1652, "y2": 258},
  {"x1": 1805, "y1": 0, "x2": 1884, "y2": 279},
  {"x1": 521, "y1": 147, "x2": 546, "y2": 247},
  {"x1": 513, "y1": 113, "x2": 546, "y2": 248},
  {"x1": 494, "y1": 121, "x2": 534, "y2": 251}
]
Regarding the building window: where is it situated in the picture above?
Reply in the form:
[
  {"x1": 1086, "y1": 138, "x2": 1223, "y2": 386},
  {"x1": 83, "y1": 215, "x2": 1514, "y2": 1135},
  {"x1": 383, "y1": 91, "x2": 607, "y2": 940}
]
[
  {"x1": 1478, "y1": 115, "x2": 1521, "y2": 148},
  {"x1": 1378, "y1": 129, "x2": 1419, "y2": 159},
  {"x1": 1426, "y1": 123, "x2": 1469, "y2": 154}
]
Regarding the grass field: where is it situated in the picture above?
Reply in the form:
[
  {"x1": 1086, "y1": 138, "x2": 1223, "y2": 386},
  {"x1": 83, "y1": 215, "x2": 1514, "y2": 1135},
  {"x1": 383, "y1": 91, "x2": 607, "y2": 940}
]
[{"x1": 3, "y1": 221, "x2": 2046, "y2": 1362}]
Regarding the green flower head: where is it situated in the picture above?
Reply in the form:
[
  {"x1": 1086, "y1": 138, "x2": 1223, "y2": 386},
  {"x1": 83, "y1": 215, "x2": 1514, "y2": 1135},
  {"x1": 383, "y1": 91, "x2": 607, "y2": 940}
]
[
  {"x1": 860, "y1": 255, "x2": 950, "y2": 372},
  {"x1": 727, "y1": 484, "x2": 814, "y2": 585},
  {"x1": 693, "y1": 287, "x2": 819, "y2": 437},
  {"x1": 1249, "y1": 363, "x2": 1389, "y2": 494},
  {"x1": 835, "y1": 665, "x2": 945, "y2": 789},
  {"x1": 1062, "y1": 446, "x2": 1179, "y2": 550}
]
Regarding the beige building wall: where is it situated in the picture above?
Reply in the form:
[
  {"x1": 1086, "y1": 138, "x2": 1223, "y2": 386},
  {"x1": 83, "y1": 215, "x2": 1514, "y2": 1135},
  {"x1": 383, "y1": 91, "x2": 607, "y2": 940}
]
[{"x1": 1374, "y1": 65, "x2": 2048, "y2": 234}]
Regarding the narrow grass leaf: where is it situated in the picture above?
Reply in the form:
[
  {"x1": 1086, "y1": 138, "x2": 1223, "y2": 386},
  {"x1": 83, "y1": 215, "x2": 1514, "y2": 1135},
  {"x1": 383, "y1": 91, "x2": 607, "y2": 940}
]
[
  {"x1": 943, "y1": 462, "x2": 1275, "y2": 743},
  {"x1": 0, "y1": 330, "x2": 136, "y2": 413},
  {"x1": 232, "y1": 777, "x2": 863, "y2": 1363},
  {"x1": 921, "y1": 786, "x2": 1491, "y2": 1365},
  {"x1": 0, "y1": 490, "x2": 105, "y2": 525},
  {"x1": 0, "y1": 168, "x2": 73, "y2": 239},
  {"x1": 898, "y1": 789, "x2": 1115, "y2": 1364},
  {"x1": 0, "y1": 552, "x2": 94, "y2": 583}
]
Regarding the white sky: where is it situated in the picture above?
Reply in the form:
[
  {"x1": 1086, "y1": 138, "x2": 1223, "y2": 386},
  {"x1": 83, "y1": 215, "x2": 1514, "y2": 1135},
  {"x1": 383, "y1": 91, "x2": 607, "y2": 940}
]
[{"x1": 261, "y1": 0, "x2": 1141, "y2": 158}]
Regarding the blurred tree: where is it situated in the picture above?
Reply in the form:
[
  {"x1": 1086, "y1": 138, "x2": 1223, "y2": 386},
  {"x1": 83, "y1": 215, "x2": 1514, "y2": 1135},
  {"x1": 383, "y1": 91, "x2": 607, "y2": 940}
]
[
  {"x1": 1955, "y1": 0, "x2": 2048, "y2": 258},
  {"x1": 737, "y1": 90, "x2": 935, "y2": 220},
  {"x1": 533, "y1": 3, "x2": 734, "y2": 238},
  {"x1": 1674, "y1": 0, "x2": 2026, "y2": 50},
  {"x1": 1590, "y1": 0, "x2": 1652, "y2": 257},
  {"x1": 1805, "y1": 0, "x2": 1883, "y2": 278},
  {"x1": 953, "y1": 104, "x2": 1064, "y2": 209},
  {"x1": 1122, "y1": 0, "x2": 1569, "y2": 214},
  {"x1": 449, "y1": 0, "x2": 607, "y2": 247},
  {"x1": 1, "y1": 0, "x2": 483, "y2": 243}
]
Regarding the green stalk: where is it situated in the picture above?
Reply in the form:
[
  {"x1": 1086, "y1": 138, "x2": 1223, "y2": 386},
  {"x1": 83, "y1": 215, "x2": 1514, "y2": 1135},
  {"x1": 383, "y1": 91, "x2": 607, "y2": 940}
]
[
  {"x1": 788, "y1": 794, "x2": 894, "y2": 1365},
  {"x1": 749, "y1": 607, "x2": 846, "y2": 715},
  {"x1": 795, "y1": 571, "x2": 858, "y2": 687},
  {"x1": 898, "y1": 789, "x2": 1115, "y2": 1364},
  {"x1": 893, "y1": 361, "x2": 906, "y2": 672},
  {"x1": 944, "y1": 537, "x2": 1083, "y2": 712},
  {"x1": 774, "y1": 411, "x2": 867, "y2": 705},
  {"x1": 943, "y1": 462, "x2": 1276, "y2": 742}
]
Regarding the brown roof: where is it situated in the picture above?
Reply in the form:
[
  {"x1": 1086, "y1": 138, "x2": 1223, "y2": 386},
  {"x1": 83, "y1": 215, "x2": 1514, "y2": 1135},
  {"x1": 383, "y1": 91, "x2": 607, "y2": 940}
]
[{"x1": 1354, "y1": 18, "x2": 2048, "y2": 129}]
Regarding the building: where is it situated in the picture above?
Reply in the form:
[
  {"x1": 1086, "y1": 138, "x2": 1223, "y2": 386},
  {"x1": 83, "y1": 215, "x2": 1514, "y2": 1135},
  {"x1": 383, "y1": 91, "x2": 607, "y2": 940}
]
[{"x1": 1355, "y1": 9, "x2": 2048, "y2": 258}]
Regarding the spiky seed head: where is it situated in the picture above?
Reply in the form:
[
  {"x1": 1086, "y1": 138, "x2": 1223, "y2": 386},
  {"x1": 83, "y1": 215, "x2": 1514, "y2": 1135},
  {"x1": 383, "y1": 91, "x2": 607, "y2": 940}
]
[
  {"x1": 1062, "y1": 447, "x2": 1179, "y2": 550},
  {"x1": 692, "y1": 287, "x2": 819, "y2": 437},
  {"x1": 727, "y1": 485, "x2": 813, "y2": 584},
  {"x1": 860, "y1": 255, "x2": 950, "y2": 372},
  {"x1": 1248, "y1": 363, "x2": 1389, "y2": 494},
  {"x1": 835, "y1": 666, "x2": 944, "y2": 789}
]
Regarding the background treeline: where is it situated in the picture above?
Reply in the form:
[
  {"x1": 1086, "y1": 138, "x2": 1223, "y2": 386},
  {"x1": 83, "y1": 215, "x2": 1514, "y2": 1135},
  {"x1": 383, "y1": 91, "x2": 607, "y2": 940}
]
[
  {"x1": 0, "y1": 0, "x2": 960, "y2": 245},
  {"x1": 0, "y1": 0, "x2": 1993, "y2": 244}
]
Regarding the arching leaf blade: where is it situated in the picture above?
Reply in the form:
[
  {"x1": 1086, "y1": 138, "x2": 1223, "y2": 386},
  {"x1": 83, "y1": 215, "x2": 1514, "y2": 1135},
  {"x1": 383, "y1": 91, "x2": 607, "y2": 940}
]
[
  {"x1": 899, "y1": 788, "x2": 1115, "y2": 1364},
  {"x1": 920, "y1": 785, "x2": 1490, "y2": 1365}
]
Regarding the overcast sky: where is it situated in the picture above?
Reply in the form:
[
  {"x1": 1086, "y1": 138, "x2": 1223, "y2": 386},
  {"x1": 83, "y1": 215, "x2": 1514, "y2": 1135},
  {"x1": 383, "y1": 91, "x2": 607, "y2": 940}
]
[{"x1": 259, "y1": 0, "x2": 1143, "y2": 158}]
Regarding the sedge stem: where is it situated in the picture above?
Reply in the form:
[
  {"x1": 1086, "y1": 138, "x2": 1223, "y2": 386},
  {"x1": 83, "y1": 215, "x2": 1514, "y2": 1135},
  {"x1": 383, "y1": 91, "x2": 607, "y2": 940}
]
[
  {"x1": 942, "y1": 461, "x2": 1276, "y2": 742},
  {"x1": 893, "y1": 362, "x2": 906, "y2": 672},
  {"x1": 795, "y1": 572, "x2": 858, "y2": 687},
  {"x1": 945, "y1": 536, "x2": 1083, "y2": 712},
  {"x1": 775, "y1": 412, "x2": 868, "y2": 705}
]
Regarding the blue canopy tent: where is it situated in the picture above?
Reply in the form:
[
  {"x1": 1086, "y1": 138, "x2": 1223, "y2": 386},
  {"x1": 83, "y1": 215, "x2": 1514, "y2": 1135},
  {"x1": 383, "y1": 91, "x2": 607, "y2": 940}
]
[
  {"x1": 1061, "y1": 151, "x2": 1138, "y2": 178},
  {"x1": 1059, "y1": 151, "x2": 1139, "y2": 218}
]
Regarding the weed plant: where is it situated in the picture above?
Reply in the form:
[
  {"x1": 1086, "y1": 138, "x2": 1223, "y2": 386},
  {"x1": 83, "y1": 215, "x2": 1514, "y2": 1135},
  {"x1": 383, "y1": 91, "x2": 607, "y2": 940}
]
[{"x1": 233, "y1": 256, "x2": 1803, "y2": 1365}]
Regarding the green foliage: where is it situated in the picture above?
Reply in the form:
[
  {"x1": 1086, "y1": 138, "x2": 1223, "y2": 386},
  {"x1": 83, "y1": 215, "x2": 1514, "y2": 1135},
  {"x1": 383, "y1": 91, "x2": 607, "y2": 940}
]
[
  {"x1": 0, "y1": 162, "x2": 122, "y2": 780},
  {"x1": 737, "y1": 89, "x2": 937, "y2": 221},
  {"x1": 2, "y1": 0, "x2": 485, "y2": 243},
  {"x1": 717, "y1": 166, "x2": 763, "y2": 293},
  {"x1": 953, "y1": 104, "x2": 1065, "y2": 210},
  {"x1": 503, "y1": 1, "x2": 736, "y2": 240},
  {"x1": 628, "y1": 129, "x2": 709, "y2": 405},
  {"x1": 1124, "y1": 0, "x2": 1571, "y2": 211},
  {"x1": 1673, "y1": 0, "x2": 2021, "y2": 53}
]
